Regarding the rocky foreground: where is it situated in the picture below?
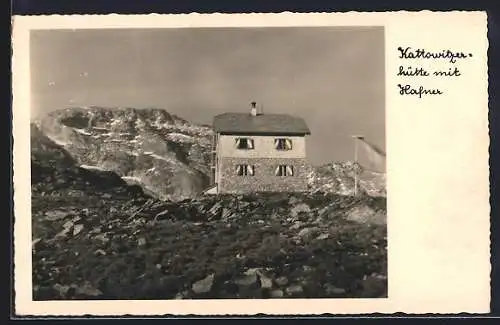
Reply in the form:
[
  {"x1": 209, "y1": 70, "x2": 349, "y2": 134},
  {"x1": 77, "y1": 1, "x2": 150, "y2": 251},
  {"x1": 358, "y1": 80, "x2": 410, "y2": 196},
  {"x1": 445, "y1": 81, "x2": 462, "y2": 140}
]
[{"x1": 32, "y1": 188, "x2": 386, "y2": 300}]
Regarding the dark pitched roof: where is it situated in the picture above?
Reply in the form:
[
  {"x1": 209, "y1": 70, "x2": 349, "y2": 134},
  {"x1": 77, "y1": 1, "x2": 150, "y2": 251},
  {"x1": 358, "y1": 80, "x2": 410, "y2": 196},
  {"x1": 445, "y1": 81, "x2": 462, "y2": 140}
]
[{"x1": 213, "y1": 113, "x2": 311, "y2": 135}]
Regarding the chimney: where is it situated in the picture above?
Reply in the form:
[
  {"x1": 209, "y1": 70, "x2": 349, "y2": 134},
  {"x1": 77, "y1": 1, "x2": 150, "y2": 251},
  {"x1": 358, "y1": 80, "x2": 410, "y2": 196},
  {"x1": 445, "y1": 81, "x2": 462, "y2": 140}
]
[{"x1": 250, "y1": 101, "x2": 257, "y2": 116}]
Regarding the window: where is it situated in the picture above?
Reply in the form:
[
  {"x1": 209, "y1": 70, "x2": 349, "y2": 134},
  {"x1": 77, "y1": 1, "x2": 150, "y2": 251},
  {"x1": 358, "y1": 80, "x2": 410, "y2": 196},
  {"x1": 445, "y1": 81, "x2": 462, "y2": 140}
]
[
  {"x1": 236, "y1": 164, "x2": 255, "y2": 176},
  {"x1": 274, "y1": 138, "x2": 293, "y2": 151},
  {"x1": 235, "y1": 138, "x2": 254, "y2": 150},
  {"x1": 275, "y1": 165, "x2": 294, "y2": 176}
]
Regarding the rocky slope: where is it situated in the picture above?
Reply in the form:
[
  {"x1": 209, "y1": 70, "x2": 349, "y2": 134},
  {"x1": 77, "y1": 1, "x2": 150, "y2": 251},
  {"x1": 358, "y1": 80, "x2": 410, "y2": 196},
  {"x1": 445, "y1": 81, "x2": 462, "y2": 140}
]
[
  {"x1": 33, "y1": 191, "x2": 387, "y2": 300},
  {"x1": 31, "y1": 123, "x2": 148, "y2": 200},
  {"x1": 35, "y1": 107, "x2": 213, "y2": 202},
  {"x1": 307, "y1": 161, "x2": 386, "y2": 197}
]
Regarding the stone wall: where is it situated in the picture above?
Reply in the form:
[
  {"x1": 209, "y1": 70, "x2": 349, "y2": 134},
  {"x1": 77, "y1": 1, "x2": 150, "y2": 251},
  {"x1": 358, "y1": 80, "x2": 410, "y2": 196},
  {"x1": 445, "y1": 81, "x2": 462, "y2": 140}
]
[{"x1": 218, "y1": 157, "x2": 309, "y2": 194}]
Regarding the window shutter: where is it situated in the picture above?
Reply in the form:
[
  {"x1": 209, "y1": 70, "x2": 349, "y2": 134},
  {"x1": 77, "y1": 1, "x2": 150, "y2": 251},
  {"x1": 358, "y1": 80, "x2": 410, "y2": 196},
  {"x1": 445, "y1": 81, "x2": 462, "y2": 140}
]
[
  {"x1": 274, "y1": 139, "x2": 280, "y2": 149},
  {"x1": 236, "y1": 165, "x2": 242, "y2": 175},
  {"x1": 247, "y1": 139, "x2": 254, "y2": 149},
  {"x1": 235, "y1": 138, "x2": 241, "y2": 148},
  {"x1": 247, "y1": 165, "x2": 254, "y2": 176},
  {"x1": 286, "y1": 166, "x2": 294, "y2": 176},
  {"x1": 285, "y1": 139, "x2": 293, "y2": 150},
  {"x1": 275, "y1": 166, "x2": 281, "y2": 176}
]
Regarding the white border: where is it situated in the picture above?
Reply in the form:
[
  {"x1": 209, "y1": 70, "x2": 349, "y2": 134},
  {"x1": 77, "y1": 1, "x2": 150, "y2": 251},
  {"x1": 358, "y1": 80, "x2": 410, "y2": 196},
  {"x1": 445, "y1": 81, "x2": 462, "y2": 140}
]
[{"x1": 12, "y1": 12, "x2": 490, "y2": 315}]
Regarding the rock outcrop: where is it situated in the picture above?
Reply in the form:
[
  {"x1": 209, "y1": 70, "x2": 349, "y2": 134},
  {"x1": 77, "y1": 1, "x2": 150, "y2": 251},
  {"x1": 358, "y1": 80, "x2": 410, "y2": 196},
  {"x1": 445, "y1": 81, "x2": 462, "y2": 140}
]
[
  {"x1": 307, "y1": 161, "x2": 386, "y2": 197},
  {"x1": 36, "y1": 107, "x2": 213, "y2": 201}
]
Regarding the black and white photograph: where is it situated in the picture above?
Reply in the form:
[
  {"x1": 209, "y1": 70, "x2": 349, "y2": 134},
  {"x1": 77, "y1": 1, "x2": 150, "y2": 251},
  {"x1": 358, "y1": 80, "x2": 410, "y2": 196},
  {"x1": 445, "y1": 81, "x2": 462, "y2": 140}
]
[{"x1": 29, "y1": 25, "x2": 387, "y2": 300}]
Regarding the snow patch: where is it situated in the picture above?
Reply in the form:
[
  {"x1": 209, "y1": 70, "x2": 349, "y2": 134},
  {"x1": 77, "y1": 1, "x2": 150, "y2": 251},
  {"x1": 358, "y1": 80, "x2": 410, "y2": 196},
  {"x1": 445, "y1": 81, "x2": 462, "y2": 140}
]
[
  {"x1": 73, "y1": 128, "x2": 92, "y2": 136},
  {"x1": 50, "y1": 137, "x2": 68, "y2": 146},
  {"x1": 202, "y1": 186, "x2": 218, "y2": 195},
  {"x1": 150, "y1": 153, "x2": 172, "y2": 162},
  {"x1": 135, "y1": 119, "x2": 146, "y2": 128},
  {"x1": 166, "y1": 132, "x2": 193, "y2": 142},
  {"x1": 110, "y1": 119, "x2": 119, "y2": 125},
  {"x1": 143, "y1": 152, "x2": 190, "y2": 171},
  {"x1": 92, "y1": 133, "x2": 112, "y2": 138},
  {"x1": 121, "y1": 176, "x2": 142, "y2": 183},
  {"x1": 80, "y1": 165, "x2": 106, "y2": 171}
]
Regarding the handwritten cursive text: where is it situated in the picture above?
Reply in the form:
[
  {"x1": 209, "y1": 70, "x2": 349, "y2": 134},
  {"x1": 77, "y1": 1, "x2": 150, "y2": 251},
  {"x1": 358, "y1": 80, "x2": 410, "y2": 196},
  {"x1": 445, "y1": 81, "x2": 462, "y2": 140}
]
[
  {"x1": 397, "y1": 84, "x2": 443, "y2": 98},
  {"x1": 398, "y1": 47, "x2": 472, "y2": 64}
]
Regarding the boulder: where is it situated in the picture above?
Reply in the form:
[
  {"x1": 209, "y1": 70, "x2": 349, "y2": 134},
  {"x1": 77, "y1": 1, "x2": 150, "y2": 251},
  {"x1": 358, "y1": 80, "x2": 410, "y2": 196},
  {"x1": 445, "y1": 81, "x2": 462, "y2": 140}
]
[
  {"x1": 270, "y1": 289, "x2": 284, "y2": 298},
  {"x1": 285, "y1": 284, "x2": 303, "y2": 296},
  {"x1": 192, "y1": 274, "x2": 215, "y2": 294},
  {"x1": 290, "y1": 203, "x2": 311, "y2": 218},
  {"x1": 275, "y1": 276, "x2": 289, "y2": 287}
]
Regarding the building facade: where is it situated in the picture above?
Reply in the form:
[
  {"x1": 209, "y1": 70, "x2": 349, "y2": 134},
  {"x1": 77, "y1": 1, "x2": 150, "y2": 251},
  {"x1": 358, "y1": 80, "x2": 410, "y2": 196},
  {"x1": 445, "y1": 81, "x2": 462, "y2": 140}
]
[{"x1": 210, "y1": 103, "x2": 311, "y2": 194}]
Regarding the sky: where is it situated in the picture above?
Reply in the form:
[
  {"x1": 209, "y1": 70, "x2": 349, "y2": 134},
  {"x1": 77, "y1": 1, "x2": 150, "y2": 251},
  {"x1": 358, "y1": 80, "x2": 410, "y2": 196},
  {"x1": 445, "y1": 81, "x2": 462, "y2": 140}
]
[{"x1": 30, "y1": 27, "x2": 385, "y2": 166}]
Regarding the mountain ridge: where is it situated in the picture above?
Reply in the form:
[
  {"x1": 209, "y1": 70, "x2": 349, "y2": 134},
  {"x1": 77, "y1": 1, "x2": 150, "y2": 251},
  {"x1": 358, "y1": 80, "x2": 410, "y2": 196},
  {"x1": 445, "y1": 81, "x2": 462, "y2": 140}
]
[
  {"x1": 33, "y1": 106, "x2": 386, "y2": 200},
  {"x1": 35, "y1": 106, "x2": 213, "y2": 201}
]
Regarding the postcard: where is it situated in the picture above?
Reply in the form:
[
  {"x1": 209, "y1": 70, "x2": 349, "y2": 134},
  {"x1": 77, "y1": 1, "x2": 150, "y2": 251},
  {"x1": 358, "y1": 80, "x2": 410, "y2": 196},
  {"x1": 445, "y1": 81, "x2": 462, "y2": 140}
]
[{"x1": 12, "y1": 11, "x2": 490, "y2": 316}]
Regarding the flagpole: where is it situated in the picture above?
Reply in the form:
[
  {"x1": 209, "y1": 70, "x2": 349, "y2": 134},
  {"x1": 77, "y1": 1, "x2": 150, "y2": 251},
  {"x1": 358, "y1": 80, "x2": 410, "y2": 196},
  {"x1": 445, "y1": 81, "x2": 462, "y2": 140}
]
[{"x1": 351, "y1": 135, "x2": 364, "y2": 197}]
